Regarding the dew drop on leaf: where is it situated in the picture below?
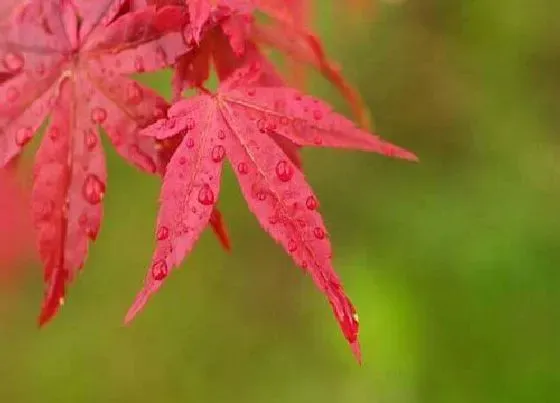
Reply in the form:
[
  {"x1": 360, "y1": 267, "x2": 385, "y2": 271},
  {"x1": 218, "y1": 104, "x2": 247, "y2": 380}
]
[
  {"x1": 91, "y1": 107, "x2": 108, "y2": 124},
  {"x1": 82, "y1": 174, "x2": 105, "y2": 205},
  {"x1": 312, "y1": 110, "x2": 323, "y2": 120},
  {"x1": 186, "y1": 118, "x2": 195, "y2": 130},
  {"x1": 257, "y1": 119, "x2": 265, "y2": 133},
  {"x1": 79, "y1": 213, "x2": 98, "y2": 239},
  {"x1": 179, "y1": 156, "x2": 186, "y2": 165},
  {"x1": 156, "y1": 226, "x2": 169, "y2": 241},
  {"x1": 197, "y1": 184, "x2": 215, "y2": 205},
  {"x1": 237, "y1": 162, "x2": 249, "y2": 175},
  {"x1": 288, "y1": 239, "x2": 297, "y2": 252},
  {"x1": 84, "y1": 129, "x2": 97, "y2": 150},
  {"x1": 313, "y1": 227, "x2": 325, "y2": 239},
  {"x1": 275, "y1": 160, "x2": 293, "y2": 182},
  {"x1": 306, "y1": 196, "x2": 318, "y2": 210},
  {"x1": 186, "y1": 138, "x2": 194, "y2": 148},
  {"x1": 218, "y1": 130, "x2": 226, "y2": 140},
  {"x1": 15, "y1": 127, "x2": 32, "y2": 146},
  {"x1": 3, "y1": 52, "x2": 24, "y2": 72},
  {"x1": 211, "y1": 145, "x2": 225, "y2": 162},
  {"x1": 151, "y1": 259, "x2": 168, "y2": 281}
]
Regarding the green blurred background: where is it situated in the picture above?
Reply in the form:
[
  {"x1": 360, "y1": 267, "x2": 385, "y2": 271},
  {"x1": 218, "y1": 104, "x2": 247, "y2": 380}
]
[{"x1": 1, "y1": 0, "x2": 559, "y2": 402}]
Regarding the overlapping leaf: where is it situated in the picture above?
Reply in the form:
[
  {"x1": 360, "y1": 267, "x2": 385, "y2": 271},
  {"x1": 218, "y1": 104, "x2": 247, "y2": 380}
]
[
  {"x1": 0, "y1": 0, "x2": 189, "y2": 323},
  {"x1": 126, "y1": 69, "x2": 417, "y2": 360}
]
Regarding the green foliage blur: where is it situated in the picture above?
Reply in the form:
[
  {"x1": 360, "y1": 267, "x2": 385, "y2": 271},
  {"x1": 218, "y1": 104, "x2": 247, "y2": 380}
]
[{"x1": 1, "y1": 1, "x2": 558, "y2": 402}]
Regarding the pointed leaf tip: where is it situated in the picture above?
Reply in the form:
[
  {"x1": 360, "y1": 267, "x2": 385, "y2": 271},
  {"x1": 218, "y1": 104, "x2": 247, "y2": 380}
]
[
  {"x1": 210, "y1": 208, "x2": 232, "y2": 251},
  {"x1": 124, "y1": 289, "x2": 150, "y2": 325},
  {"x1": 351, "y1": 340, "x2": 362, "y2": 364}
]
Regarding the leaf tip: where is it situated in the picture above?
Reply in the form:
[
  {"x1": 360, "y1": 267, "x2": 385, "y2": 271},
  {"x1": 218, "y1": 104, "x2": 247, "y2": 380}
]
[
  {"x1": 351, "y1": 339, "x2": 362, "y2": 365},
  {"x1": 210, "y1": 209, "x2": 232, "y2": 252},
  {"x1": 124, "y1": 289, "x2": 149, "y2": 325}
]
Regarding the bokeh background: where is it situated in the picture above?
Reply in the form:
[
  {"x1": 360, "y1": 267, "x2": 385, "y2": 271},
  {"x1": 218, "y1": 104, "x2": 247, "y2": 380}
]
[{"x1": 1, "y1": 0, "x2": 559, "y2": 402}]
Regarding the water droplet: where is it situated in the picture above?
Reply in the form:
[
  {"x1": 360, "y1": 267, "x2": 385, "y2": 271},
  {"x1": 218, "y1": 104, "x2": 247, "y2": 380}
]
[
  {"x1": 179, "y1": 156, "x2": 187, "y2": 165},
  {"x1": 275, "y1": 160, "x2": 293, "y2": 182},
  {"x1": 247, "y1": 88, "x2": 256, "y2": 96},
  {"x1": 313, "y1": 227, "x2": 325, "y2": 239},
  {"x1": 294, "y1": 94, "x2": 302, "y2": 101},
  {"x1": 288, "y1": 240, "x2": 297, "y2": 252},
  {"x1": 91, "y1": 107, "x2": 107, "y2": 124},
  {"x1": 151, "y1": 259, "x2": 168, "y2": 281},
  {"x1": 126, "y1": 82, "x2": 143, "y2": 104},
  {"x1": 256, "y1": 190, "x2": 267, "y2": 201},
  {"x1": 6, "y1": 86, "x2": 19, "y2": 102},
  {"x1": 268, "y1": 215, "x2": 278, "y2": 225},
  {"x1": 197, "y1": 184, "x2": 214, "y2": 205},
  {"x1": 301, "y1": 261, "x2": 308, "y2": 269},
  {"x1": 79, "y1": 213, "x2": 99, "y2": 239},
  {"x1": 211, "y1": 145, "x2": 225, "y2": 162},
  {"x1": 218, "y1": 130, "x2": 226, "y2": 140},
  {"x1": 305, "y1": 196, "x2": 318, "y2": 210},
  {"x1": 313, "y1": 110, "x2": 323, "y2": 120},
  {"x1": 82, "y1": 174, "x2": 105, "y2": 205},
  {"x1": 84, "y1": 129, "x2": 97, "y2": 150},
  {"x1": 257, "y1": 119, "x2": 266, "y2": 133},
  {"x1": 156, "y1": 226, "x2": 169, "y2": 240},
  {"x1": 3, "y1": 52, "x2": 24, "y2": 72},
  {"x1": 186, "y1": 137, "x2": 194, "y2": 148},
  {"x1": 237, "y1": 162, "x2": 248, "y2": 175},
  {"x1": 15, "y1": 127, "x2": 32, "y2": 146},
  {"x1": 186, "y1": 118, "x2": 195, "y2": 130},
  {"x1": 134, "y1": 56, "x2": 145, "y2": 72}
]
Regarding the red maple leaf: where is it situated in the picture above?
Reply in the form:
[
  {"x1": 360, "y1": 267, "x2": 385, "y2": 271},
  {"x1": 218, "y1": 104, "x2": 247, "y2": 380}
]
[
  {"x1": 125, "y1": 67, "x2": 417, "y2": 361},
  {"x1": 0, "y1": 0, "x2": 191, "y2": 325}
]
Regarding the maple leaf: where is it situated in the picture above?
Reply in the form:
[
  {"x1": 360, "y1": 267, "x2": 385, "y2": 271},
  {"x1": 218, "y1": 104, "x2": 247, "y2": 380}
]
[
  {"x1": 125, "y1": 69, "x2": 417, "y2": 360},
  {"x1": 0, "y1": 0, "x2": 191, "y2": 324}
]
